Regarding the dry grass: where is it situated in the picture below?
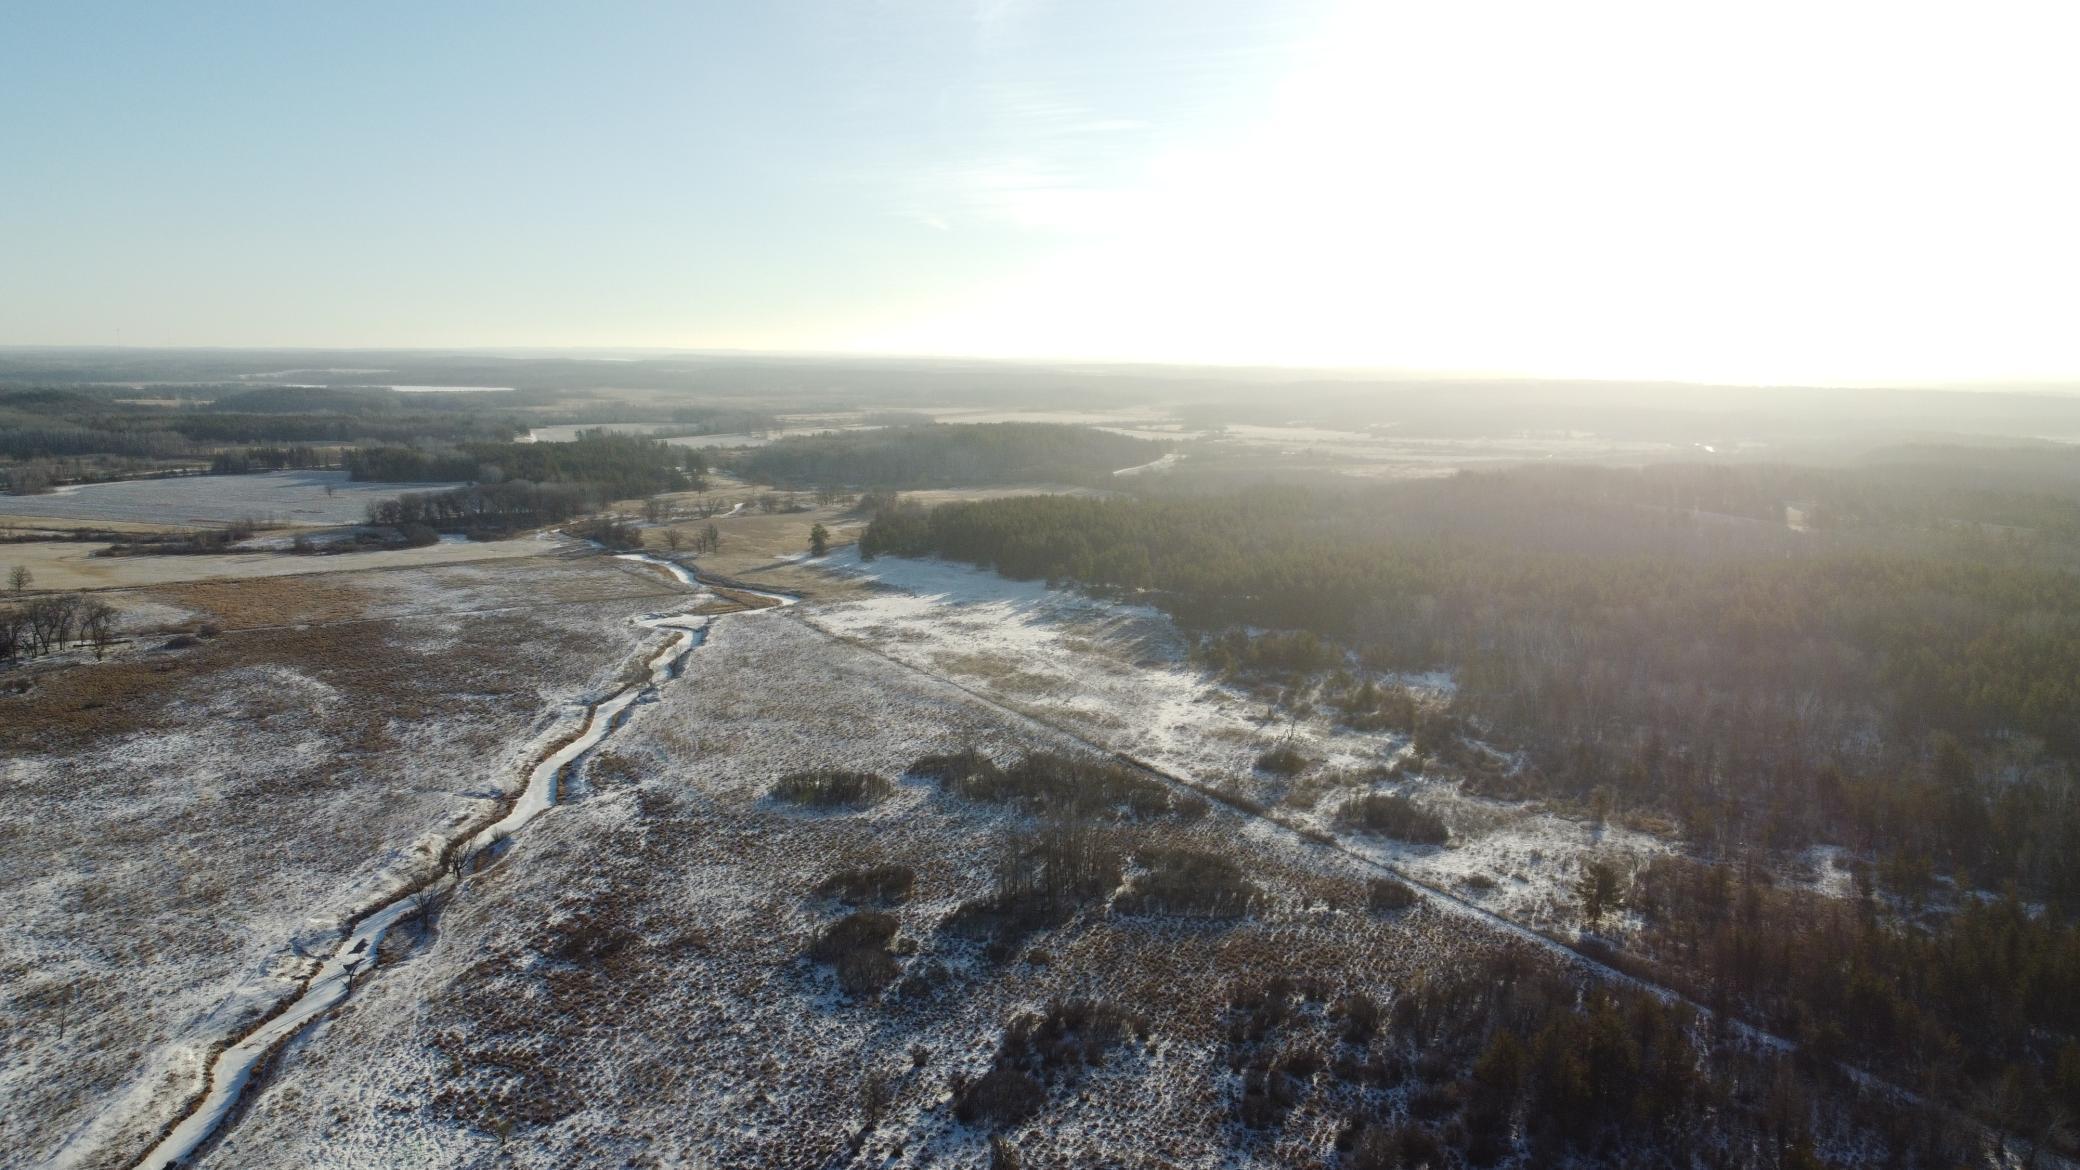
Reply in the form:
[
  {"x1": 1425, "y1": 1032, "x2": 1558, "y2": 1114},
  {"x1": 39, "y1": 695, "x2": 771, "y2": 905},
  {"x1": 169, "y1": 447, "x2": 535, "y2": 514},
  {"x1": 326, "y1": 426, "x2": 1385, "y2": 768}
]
[
  {"x1": 149, "y1": 574, "x2": 377, "y2": 628},
  {"x1": 0, "y1": 653, "x2": 192, "y2": 751},
  {"x1": 930, "y1": 651, "x2": 1063, "y2": 694},
  {"x1": 0, "y1": 558, "x2": 679, "y2": 1168}
]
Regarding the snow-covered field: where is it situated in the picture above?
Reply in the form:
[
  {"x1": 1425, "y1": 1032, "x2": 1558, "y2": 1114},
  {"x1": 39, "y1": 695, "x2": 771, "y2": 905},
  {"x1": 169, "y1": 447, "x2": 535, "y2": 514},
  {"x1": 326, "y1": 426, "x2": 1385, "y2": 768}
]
[
  {"x1": 200, "y1": 611, "x2": 1510, "y2": 1170},
  {"x1": 5, "y1": 543, "x2": 1886, "y2": 1168},
  {"x1": 0, "y1": 471, "x2": 457, "y2": 529},
  {"x1": 0, "y1": 533, "x2": 550, "y2": 592},
  {"x1": 802, "y1": 549, "x2": 1675, "y2": 931},
  {"x1": 0, "y1": 556, "x2": 681, "y2": 1170}
]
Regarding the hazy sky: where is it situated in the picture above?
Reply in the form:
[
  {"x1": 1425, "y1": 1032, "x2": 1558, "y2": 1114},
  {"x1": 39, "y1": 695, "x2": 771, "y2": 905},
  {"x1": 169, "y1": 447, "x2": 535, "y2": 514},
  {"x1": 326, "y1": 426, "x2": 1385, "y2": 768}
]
[{"x1": 5, "y1": 1, "x2": 2076, "y2": 384}]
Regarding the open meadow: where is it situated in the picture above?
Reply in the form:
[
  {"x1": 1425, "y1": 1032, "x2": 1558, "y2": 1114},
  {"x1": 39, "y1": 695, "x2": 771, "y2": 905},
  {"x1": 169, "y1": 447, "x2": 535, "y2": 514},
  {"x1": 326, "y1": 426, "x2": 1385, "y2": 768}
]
[{"x1": 1, "y1": 551, "x2": 694, "y2": 1169}]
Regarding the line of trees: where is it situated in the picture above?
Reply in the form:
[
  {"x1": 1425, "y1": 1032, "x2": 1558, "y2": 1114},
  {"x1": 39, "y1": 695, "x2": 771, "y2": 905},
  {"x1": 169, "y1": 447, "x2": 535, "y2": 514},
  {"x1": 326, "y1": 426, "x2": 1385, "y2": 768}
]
[
  {"x1": 733, "y1": 422, "x2": 1161, "y2": 489},
  {"x1": 365, "y1": 482, "x2": 601, "y2": 536},
  {"x1": 0, "y1": 587, "x2": 118, "y2": 660},
  {"x1": 207, "y1": 445, "x2": 330, "y2": 474},
  {"x1": 346, "y1": 431, "x2": 704, "y2": 497}
]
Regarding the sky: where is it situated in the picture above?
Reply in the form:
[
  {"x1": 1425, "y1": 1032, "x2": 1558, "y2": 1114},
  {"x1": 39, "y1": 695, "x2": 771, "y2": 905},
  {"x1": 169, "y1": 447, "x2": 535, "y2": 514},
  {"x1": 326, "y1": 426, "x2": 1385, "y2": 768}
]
[{"x1": 4, "y1": 0, "x2": 2077, "y2": 385}]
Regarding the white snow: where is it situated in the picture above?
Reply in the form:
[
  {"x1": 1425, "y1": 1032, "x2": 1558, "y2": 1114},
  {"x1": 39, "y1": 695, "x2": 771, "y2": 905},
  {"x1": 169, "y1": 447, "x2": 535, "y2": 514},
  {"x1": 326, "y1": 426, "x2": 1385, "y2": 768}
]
[{"x1": 803, "y1": 549, "x2": 1673, "y2": 928}]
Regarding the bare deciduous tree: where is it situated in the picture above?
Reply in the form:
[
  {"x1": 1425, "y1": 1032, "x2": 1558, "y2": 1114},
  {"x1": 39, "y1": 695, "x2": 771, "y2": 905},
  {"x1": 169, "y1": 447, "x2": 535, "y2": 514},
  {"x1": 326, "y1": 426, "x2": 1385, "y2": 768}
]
[
  {"x1": 24, "y1": 593, "x2": 81, "y2": 656},
  {"x1": 79, "y1": 600, "x2": 117, "y2": 660}
]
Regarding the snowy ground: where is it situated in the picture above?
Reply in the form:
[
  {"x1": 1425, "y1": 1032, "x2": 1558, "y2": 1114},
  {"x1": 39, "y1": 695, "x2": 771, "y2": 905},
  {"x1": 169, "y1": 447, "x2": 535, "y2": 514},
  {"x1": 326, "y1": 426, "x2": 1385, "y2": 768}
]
[
  {"x1": 11, "y1": 544, "x2": 1897, "y2": 1169},
  {"x1": 0, "y1": 556, "x2": 679, "y2": 1170},
  {"x1": 800, "y1": 549, "x2": 1676, "y2": 932},
  {"x1": 201, "y1": 611, "x2": 1512, "y2": 1170}
]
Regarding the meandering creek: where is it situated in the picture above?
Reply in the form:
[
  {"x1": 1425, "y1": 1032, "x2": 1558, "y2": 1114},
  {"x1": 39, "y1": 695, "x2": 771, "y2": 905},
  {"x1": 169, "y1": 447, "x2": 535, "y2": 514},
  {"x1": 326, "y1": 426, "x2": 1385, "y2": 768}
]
[{"x1": 129, "y1": 553, "x2": 792, "y2": 1169}]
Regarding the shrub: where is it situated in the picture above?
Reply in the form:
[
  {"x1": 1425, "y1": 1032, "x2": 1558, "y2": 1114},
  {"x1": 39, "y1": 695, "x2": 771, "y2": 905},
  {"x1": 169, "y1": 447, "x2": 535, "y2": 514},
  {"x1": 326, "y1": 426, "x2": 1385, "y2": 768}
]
[
  {"x1": 1349, "y1": 1123, "x2": 1448, "y2": 1170},
  {"x1": 1337, "y1": 992, "x2": 1383, "y2": 1044},
  {"x1": 1236, "y1": 1059, "x2": 1306, "y2": 1129},
  {"x1": 999, "y1": 999, "x2": 1148, "y2": 1073},
  {"x1": 955, "y1": 999, "x2": 1147, "y2": 1128},
  {"x1": 944, "y1": 822, "x2": 1122, "y2": 961},
  {"x1": 1255, "y1": 744, "x2": 1313, "y2": 776},
  {"x1": 589, "y1": 751, "x2": 643, "y2": 784},
  {"x1": 1366, "y1": 877, "x2": 1420, "y2": 912},
  {"x1": 772, "y1": 769, "x2": 894, "y2": 807},
  {"x1": 1114, "y1": 847, "x2": 1260, "y2": 918},
  {"x1": 1337, "y1": 793, "x2": 1448, "y2": 845},
  {"x1": 911, "y1": 748, "x2": 1194, "y2": 819},
  {"x1": 815, "y1": 863, "x2": 916, "y2": 905},
  {"x1": 909, "y1": 747, "x2": 1001, "y2": 787},
  {"x1": 953, "y1": 1068, "x2": 1044, "y2": 1129},
  {"x1": 808, "y1": 911, "x2": 902, "y2": 997},
  {"x1": 573, "y1": 517, "x2": 643, "y2": 549}
]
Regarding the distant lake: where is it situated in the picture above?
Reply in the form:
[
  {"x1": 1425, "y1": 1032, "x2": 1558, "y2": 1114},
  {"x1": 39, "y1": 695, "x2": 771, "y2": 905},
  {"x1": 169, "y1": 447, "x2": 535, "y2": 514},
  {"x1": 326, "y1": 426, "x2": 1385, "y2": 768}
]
[{"x1": 0, "y1": 470, "x2": 460, "y2": 528}]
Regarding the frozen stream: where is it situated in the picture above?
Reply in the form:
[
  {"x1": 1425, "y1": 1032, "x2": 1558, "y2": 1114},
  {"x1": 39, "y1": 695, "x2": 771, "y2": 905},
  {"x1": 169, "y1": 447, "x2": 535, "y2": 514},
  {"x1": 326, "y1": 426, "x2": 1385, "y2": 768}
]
[{"x1": 126, "y1": 553, "x2": 793, "y2": 1170}]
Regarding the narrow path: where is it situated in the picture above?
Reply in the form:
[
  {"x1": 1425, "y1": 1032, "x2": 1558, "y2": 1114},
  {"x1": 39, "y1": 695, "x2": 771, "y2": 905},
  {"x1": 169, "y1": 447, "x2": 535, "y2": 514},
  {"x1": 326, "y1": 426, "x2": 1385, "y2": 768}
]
[{"x1": 110, "y1": 553, "x2": 792, "y2": 1170}]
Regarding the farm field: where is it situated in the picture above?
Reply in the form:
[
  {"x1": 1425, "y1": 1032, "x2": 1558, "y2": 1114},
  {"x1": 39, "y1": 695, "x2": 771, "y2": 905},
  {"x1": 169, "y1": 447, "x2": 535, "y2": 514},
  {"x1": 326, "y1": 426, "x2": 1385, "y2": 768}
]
[
  {"x1": 0, "y1": 533, "x2": 553, "y2": 592},
  {"x1": 0, "y1": 471, "x2": 458, "y2": 529}
]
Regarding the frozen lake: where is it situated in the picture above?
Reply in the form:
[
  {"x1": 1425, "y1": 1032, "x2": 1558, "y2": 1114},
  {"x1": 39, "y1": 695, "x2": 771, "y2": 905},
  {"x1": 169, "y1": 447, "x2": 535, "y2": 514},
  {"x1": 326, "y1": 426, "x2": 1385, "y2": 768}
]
[{"x1": 0, "y1": 470, "x2": 459, "y2": 528}]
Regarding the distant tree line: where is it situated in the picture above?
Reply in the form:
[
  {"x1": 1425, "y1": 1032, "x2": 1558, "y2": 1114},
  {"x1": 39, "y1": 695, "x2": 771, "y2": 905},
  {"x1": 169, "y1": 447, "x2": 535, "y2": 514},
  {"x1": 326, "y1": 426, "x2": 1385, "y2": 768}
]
[
  {"x1": 862, "y1": 481, "x2": 2080, "y2": 904},
  {"x1": 0, "y1": 385, "x2": 522, "y2": 466},
  {"x1": 366, "y1": 482, "x2": 600, "y2": 536},
  {"x1": 732, "y1": 422, "x2": 1161, "y2": 489},
  {"x1": 207, "y1": 445, "x2": 330, "y2": 474},
  {"x1": 347, "y1": 431, "x2": 704, "y2": 497},
  {"x1": 0, "y1": 576, "x2": 118, "y2": 660}
]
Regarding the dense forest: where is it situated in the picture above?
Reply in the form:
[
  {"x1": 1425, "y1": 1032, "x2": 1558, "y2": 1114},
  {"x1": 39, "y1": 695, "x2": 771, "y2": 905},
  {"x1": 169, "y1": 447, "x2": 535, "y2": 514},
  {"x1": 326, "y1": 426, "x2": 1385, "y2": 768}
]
[
  {"x1": 731, "y1": 422, "x2": 1162, "y2": 489},
  {"x1": 1603, "y1": 850, "x2": 2080, "y2": 1144}
]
